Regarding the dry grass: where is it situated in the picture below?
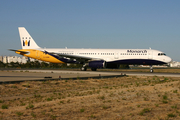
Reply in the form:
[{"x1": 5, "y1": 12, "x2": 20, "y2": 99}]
[{"x1": 1, "y1": 76, "x2": 180, "y2": 119}]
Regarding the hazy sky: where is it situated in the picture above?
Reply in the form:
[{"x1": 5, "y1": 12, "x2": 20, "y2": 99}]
[{"x1": 0, "y1": 0, "x2": 180, "y2": 61}]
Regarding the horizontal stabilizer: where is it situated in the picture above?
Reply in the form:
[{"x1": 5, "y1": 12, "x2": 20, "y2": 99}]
[{"x1": 9, "y1": 49, "x2": 29, "y2": 54}]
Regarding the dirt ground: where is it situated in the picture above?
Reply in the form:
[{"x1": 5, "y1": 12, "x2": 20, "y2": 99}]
[{"x1": 1, "y1": 75, "x2": 180, "y2": 120}]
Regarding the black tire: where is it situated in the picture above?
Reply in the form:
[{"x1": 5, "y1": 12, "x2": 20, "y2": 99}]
[
  {"x1": 91, "y1": 68, "x2": 97, "y2": 71},
  {"x1": 81, "y1": 67, "x2": 87, "y2": 71}
]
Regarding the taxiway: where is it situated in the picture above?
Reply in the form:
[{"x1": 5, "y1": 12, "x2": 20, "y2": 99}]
[{"x1": 0, "y1": 70, "x2": 180, "y2": 83}]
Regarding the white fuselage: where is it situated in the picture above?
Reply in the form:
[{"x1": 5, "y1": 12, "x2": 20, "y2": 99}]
[{"x1": 36, "y1": 48, "x2": 171, "y2": 64}]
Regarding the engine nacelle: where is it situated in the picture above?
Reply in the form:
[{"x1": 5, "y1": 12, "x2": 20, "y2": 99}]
[{"x1": 88, "y1": 60, "x2": 106, "y2": 68}]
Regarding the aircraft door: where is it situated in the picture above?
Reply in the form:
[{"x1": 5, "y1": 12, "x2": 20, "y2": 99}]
[
  {"x1": 36, "y1": 50, "x2": 40, "y2": 58},
  {"x1": 114, "y1": 52, "x2": 119, "y2": 59},
  {"x1": 75, "y1": 51, "x2": 79, "y2": 55},
  {"x1": 148, "y1": 50, "x2": 153, "y2": 59}
]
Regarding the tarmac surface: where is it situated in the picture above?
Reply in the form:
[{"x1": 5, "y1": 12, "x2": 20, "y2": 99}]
[{"x1": 0, "y1": 70, "x2": 180, "y2": 83}]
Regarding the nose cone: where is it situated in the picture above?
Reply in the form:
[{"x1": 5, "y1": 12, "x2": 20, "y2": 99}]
[{"x1": 166, "y1": 56, "x2": 172, "y2": 63}]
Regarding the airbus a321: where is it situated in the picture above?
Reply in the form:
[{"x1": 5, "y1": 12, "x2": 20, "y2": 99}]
[{"x1": 10, "y1": 27, "x2": 172, "y2": 72}]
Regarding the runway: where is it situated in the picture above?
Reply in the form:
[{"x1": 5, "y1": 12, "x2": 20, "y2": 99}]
[
  {"x1": 0, "y1": 69, "x2": 180, "y2": 83},
  {"x1": 18, "y1": 69, "x2": 180, "y2": 77}
]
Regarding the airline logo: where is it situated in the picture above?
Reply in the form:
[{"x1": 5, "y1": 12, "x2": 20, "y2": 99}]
[
  {"x1": 127, "y1": 50, "x2": 147, "y2": 53},
  {"x1": 22, "y1": 37, "x2": 30, "y2": 46}
]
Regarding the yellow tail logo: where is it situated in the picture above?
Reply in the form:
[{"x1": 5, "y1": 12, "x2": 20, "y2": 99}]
[{"x1": 23, "y1": 40, "x2": 30, "y2": 46}]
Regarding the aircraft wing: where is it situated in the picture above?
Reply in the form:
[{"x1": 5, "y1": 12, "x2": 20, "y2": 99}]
[{"x1": 45, "y1": 51, "x2": 102, "y2": 62}]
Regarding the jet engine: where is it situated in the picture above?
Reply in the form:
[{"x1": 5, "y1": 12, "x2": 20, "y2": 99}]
[{"x1": 88, "y1": 60, "x2": 106, "y2": 68}]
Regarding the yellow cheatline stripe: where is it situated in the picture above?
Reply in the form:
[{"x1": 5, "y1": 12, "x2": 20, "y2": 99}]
[{"x1": 16, "y1": 49, "x2": 65, "y2": 64}]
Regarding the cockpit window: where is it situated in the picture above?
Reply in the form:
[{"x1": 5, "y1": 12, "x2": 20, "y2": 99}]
[{"x1": 158, "y1": 53, "x2": 166, "y2": 56}]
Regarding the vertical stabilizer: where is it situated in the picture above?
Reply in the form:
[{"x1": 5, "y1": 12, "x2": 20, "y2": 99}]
[{"x1": 18, "y1": 27, "x2": 40, "y2": 49}]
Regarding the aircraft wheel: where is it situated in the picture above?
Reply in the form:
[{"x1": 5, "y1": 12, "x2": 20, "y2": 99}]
[
  {"x1": 81, "y1": 67, "x2": 87, "y2": 71},
  {"x1": 91, "y1": 68, "x2": 97, "y2": 71},
  {"x1": 150, "y1": 65, "x2": 153, "y2": 73}
]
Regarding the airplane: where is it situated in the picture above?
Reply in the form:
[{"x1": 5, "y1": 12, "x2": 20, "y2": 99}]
[{"x1": 10, "y1": 27, "x2": 172, "y2": 72}]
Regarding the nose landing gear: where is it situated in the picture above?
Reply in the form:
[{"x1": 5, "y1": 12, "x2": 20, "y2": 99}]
[
  {"x1": 81, "y1": 64, "x2": 87, "y2": 71},
  {"x1": 150, "y1": 65, "x2": 153, "y2": 73}
]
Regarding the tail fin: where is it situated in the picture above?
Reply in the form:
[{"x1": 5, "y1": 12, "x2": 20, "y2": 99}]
[{"x1": 18, "y1": 27, "x2": 40, "y2": 49}]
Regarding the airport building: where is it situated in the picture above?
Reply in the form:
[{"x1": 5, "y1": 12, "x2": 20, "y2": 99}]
[
  {"x1": 0, "y1": 56, "x2": 3, "y2": 62},
  {"x1": 7, "y1": 56, "x2": 23, "y2": 63},
  {"x1": 2, "y1": 56, "x2": 8, "y2": 63},
  {"x1": 1, "y1": 56, "x2": 27, "y2": 64},
  {"x1": 0, "y1": 56, "x2": 41, "y2": 64},
  {"x1": 169, "y1": 61, "x2": 180, "y2": 68}
]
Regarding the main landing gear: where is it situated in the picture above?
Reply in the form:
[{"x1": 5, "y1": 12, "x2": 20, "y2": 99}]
[
  {"x1": 81, "y1": 67, "x2": 97, "y2": 71},
  {"x1": 81, "y1": 67, "x2": 87, "y2": 71},
  {"x1": 150, "y1": 65, "x2": 153, "y2": 73},
  {"x1": 81, "y1": 64, "x2": 97, "y2": 71},
  {"x1": 81, "y1": 64, "x2": 87, "y2": 71}
]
